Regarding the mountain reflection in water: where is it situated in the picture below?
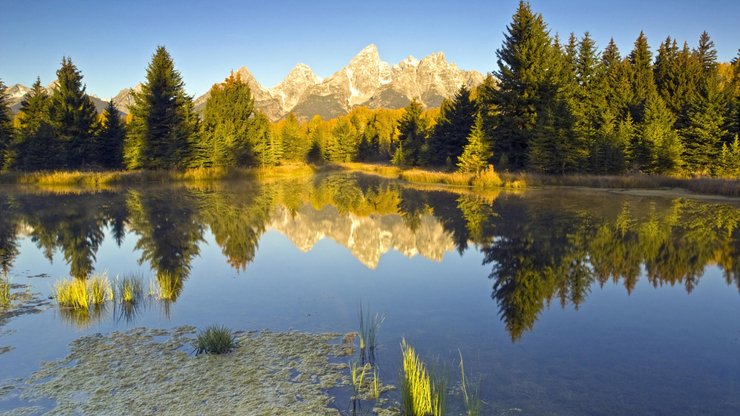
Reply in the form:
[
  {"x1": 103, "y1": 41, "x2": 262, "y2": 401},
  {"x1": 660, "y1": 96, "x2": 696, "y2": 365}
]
[{"x1": 1, "y1": 172, "x2": 739, "y2": 340}]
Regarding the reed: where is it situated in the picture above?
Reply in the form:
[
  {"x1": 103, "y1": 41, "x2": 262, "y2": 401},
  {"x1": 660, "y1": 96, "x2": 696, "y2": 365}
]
[
  {"x1": 115, "y1": 274, "x2": 144, "y2": 304},
  {"x1": 459, "y1": 352, "x2": 481, "y2": 416},
  {"x1": 194, "y1": 325, "x2": 236, "y2": 355},
  {"x1": 88, "y1": 275, "x2": 113, "y2": 306},
  {"x1": 400, "y1": 339, "x2": 446, "y2": 416},
  {"x1": 358, "y1": 304, "x2": 384, "y2": 365}
]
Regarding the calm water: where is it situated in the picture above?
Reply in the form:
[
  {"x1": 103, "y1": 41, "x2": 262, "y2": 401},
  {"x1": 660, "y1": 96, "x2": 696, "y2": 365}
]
[{"x1": 1, "y1": 172, "x2": 740, "y2": 415}]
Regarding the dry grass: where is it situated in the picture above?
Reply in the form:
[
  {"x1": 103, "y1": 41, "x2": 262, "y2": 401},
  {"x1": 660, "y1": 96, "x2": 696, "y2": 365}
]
[{"x1": 518, "y1": 173, "x2": 740, "y2": 198}]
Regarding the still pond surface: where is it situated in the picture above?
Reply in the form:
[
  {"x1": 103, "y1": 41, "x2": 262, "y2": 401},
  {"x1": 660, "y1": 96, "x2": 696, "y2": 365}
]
[{"x1": 1, "y1": 172, "x2": 740, "y2": 415}]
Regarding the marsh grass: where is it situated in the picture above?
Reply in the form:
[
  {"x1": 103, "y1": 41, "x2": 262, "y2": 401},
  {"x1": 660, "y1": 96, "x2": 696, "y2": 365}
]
[
  {"x1": 55, "y1": 274, "x2": 113, "y2": 310},
  {"x1": 459, "y1": 352, "x2": 481, "y2": 416},
  {"x1": 400, "y1": 339, "x2": 447, "y2": 416},
  {"x1": 358, "y1": 304, "x2": 384, "y2": 365},
  {"x1": 114, "y1": 274, "x2": 145, "y2": 322},
  {"x1": 194, "y1": 325, "x2": 237, "y2": 355}
]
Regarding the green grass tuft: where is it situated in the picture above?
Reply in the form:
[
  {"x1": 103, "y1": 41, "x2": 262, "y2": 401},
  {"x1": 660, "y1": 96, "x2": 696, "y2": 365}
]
[
  {"x1": 400, "y1": 339, "x2": 446, "y2": 416},
  {"x1": 194, "y1": 325, "x2": 237, "y2": 355}
]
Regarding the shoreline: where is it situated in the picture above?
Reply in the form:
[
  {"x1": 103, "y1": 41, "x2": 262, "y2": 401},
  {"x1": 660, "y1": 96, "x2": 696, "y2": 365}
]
[{"x1": 1, "y1": 162, "x2": 739, "y2": 198}]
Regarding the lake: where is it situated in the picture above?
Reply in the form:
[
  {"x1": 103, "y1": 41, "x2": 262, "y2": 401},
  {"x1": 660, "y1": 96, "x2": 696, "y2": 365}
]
[{"x1": 1, "y1": 172, "x2": 740, "y2": 415}]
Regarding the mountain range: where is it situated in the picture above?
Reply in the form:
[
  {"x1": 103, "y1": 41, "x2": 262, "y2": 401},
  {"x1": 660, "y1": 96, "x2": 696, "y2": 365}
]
[{"x1": 6, "y1": 44, "x2": 485, "y2": 121}]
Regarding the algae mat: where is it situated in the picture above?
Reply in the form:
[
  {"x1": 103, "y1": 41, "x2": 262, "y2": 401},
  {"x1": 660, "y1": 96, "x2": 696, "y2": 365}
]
[{"x1": 4, "y1": 327, "x2": 353, "y2": 415}]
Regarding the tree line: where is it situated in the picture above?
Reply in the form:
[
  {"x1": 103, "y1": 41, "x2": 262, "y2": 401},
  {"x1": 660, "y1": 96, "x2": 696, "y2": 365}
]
[{"x1": 1, "y1": 1, "x2": 739, "y2": 176}]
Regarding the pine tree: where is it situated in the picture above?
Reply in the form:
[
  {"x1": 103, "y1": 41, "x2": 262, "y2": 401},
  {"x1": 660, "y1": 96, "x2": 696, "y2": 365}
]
[
  {"x1": 397, "y1": 100, "x2": 428, "y2": 166},
  {"x1": 718, "y1": 135, "x2": 740, "y2": 176},
  {"x1": 96, "y1": 101, "x2": 125, "y2": 169},
  {"x1": 428, "y1": 85, "x2": 476, "y2": 166},
  {"x1": 0, "y1": 80, "x2": 13, "y2": 169},
  {"x1": 457, "y1": 115, "x2": 493, "y2": 173},
  {"x1": 48, "y1": 57, "x2": 99, "y2": 169},
  {"x1": 10, "y1": 78, "x2": 56, "y2": 170},
  {"x1": 329, "y1": 117, "x2": 359, "y2": 162},
  {"x1": 600, "y1": 39, "x2": 632, "y2": 118},
  {"x1": 731, "y1": 50, "x2": 740, "y2": 137},
  {"x1": 252, "y1": 112, "x2": 276, "y2": 167},
  {"x1": 125, "y1": 46, "x2": 198, "y2": 170},
  {"x1": 488, "y1": 0, "x2": 554, "y2": 169},
  {"x1": 202, "y1": 72, "x2": 257, "y2": 167}
]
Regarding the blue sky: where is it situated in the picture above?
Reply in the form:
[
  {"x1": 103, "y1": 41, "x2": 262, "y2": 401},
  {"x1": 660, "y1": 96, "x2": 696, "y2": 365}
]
[{"x1": 1, "y1": 0, "x2": 738, "y2": 99}]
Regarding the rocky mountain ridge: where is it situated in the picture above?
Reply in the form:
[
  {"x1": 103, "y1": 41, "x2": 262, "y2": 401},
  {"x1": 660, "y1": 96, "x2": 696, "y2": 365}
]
[{"x1": 6, "y1": 44, "x2": 485, "y2": 121}]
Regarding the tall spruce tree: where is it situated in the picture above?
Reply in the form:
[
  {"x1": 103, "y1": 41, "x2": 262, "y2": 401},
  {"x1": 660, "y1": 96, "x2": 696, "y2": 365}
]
[
  {"x1": 628, "y1": 32, "x2": 657, "y2": 123},
  {"x1": 732, "y1": 50, "x2": 740, "y2": 137},
  {"x1": 600, "y1": 39, "x2": 632, "y2": 119},
  {"x1": 125, "y1": 46, "x2": 198, "y2": 170},
  {"x1": 428, "y1": 85, "x2": 476, "y2": 166},
  {"x1": 11, "y1": 78, "x2": 56, "y2": 170},
  {"x1": 488, "y1": 0, "x2": 554, "y2": 169},
  {"x1": 681, "y1": 33, "x2": 726, "y2": 173},
  {"x1": 202, "y1": 72, "x2": 257, "y2": 167},
  {"x1": 636, "y1": 91, "x2": 683, "y2": 173},
  {"x1": 48, "y1": 57, "x2": 98, "y2": 169},
  {"x1": 0, "y1": 80, "x2": 12, "y2": 169},
  {"x1": 397, "y1": 100, "x2": 428, "y2": 166},
  {"x1": 96, "y1": 101, "x2": 125, "y2": 169}
]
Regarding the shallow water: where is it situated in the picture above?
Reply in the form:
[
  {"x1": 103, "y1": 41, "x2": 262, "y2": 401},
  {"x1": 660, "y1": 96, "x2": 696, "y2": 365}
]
[{"x1": 1, "y1": 172, "x2": 740, "y2": 415}]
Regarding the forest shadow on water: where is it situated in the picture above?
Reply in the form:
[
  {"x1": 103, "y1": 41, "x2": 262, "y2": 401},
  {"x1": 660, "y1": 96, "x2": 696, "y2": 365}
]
[{"x1": 1, "y1": 172, "x2": 740, "y2": 415}]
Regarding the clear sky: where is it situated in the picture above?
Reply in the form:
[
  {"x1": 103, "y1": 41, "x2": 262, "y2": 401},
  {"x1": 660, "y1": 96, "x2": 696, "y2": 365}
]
[{"x1": 1, "y1": 0, "x2": 738, "y2": 99}]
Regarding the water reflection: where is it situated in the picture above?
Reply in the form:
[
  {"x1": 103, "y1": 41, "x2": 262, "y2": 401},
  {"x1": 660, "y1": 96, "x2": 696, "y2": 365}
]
[{"x1": 2, "y1": 174, "x2": 740, "y2": 340}]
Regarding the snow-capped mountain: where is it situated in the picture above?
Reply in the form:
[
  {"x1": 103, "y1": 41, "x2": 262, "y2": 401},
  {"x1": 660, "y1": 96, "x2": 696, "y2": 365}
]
[{"x1": 5, "y1": 44, "x2": 484, "y2": 120}]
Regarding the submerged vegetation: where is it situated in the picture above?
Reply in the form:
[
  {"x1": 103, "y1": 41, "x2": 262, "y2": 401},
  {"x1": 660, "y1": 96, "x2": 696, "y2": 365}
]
[{"x1": 194, "y1": 325, "x2": 237, "y2": 355}]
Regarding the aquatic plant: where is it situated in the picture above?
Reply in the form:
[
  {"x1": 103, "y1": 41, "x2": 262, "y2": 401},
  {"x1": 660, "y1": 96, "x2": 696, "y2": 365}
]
[
  {"x1": 358, "y1": 304, "x2": 384, "y2": 365},
  {"x1": 350, "y1": 361, "x2": 369, "y2": 397},
  {"x1": 0, "y1": 275, "x2": 10, "y2": 308},
  {"x1": 55, "y1": 274, "x2": 113, "y2": 310},
  {"x1": 372, "y1": 367, "x2": 381, "y2": 400},
  {"x1": 194, "y1": 325, "x2": 236, "y2": 355},
  {"x1": 400, "y1": 339, "x2": 446, "y2": 416},
  {"x1": 459, "y1": 351, "x2": 481, "y2": 416},
  {"x1": 115, "y1": 274, "x2": 144, "y2": 304}
]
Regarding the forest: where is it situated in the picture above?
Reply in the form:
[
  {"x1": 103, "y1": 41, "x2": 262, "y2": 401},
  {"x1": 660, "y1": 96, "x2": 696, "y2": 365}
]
[{"x1": 0, "y1": 1, "x2": 739, "y2": 177}]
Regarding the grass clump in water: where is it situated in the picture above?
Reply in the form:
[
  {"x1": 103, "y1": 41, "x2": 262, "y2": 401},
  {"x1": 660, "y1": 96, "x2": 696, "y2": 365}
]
[
  {"x1": 0, "y1": 275, "x2": 10, "y2": 308},
  {"x1": 114, "y1": 274, "x2": 145, "y2": 322},
  {"x1": 55, "y1": 274, "x2": 113, "y2": 310},
  {"x1": 359, "y1": 304, "x2": 384, "y2": 365},
  {"x1": 194, "y1": 325, "x2": 237, "y2": 355},
  {"x1": 400, "y1": 339, "x2": 447, "y2": 416}
]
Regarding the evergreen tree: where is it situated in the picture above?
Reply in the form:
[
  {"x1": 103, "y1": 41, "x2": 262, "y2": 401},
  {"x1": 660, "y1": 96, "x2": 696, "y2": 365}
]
[
  {"x1": 457, "y1": 115, "x2": 493, "y2": 173},
  {"x1": 329, "y1": 118, "x2": 359, "y2": 162},
  {"x1": 636, "y1": 91, "x2": 683, "y2": 173},
  {"x1": 280, "y1": 113, "x2": 308, "y2": 161},
  {"x1": 397, "y1": 100, "x2": 428, "y2": 166},
  {"x1": 718, "y1": 135, "x2": 740, "y2": 176},
  {"x1": 731, "y1": 50, "x2": 740, "y2": 137},
  {"x1": 48, "y1": 57, "x2": 99, "y2": 169},
  {"x1": 673, "y1": 42, "x2": 702, "y2": 130},
  {"x1": 681, "y1": 33, "x2": 726, "y2": 173},
  {"x1": 488, "y1": 0, "x2": 554, "y2": 169},
  {"x1": 628, "y1": 32, "x2": 657, "y2": 122},
  {"x1": 96, "y1": 101, "x2": 125, "y2": 169},
  {"x1": 0, "y1": 80, "x2": 13, "y2": 169},
  {"x1": 600, "y1": 39, "x2": 632, "y2": 119},
  {"x1": 682, "y1": 76, "x2": 727, "y2": 172},
  {"x1": 10, "y1": 78, "x2": 56, "y2": 170},
  {"x1": 428, "y1": 85, "x2": 477, "y2": 166},
  {"x1": 125, "y1": 46, "x2": 198, "y2": 170},
  {"x1": 252, "y1": 112, "x2": 277, "y2": 167},
  {"x1": 202, "y1": 72, "x2": 257, "y2": 167}
]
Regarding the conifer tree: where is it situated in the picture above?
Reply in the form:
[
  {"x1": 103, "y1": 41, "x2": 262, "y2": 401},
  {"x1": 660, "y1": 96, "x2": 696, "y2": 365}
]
[
  {"x1": 125, "y1": 46, "x2": 198, "y2": 170},
  {"x1": 397, "y1": 100, "x2": 427, "y2": 166},
  {"x1": 280, "y1": 113, "x2": 308, "y2": 161},
  {"x1": 429, "y1": 85, "x2": 476, "y2": 166},
  {"x1": 457, "y1": 115, "x2": 493, "y2": 173},
  {"x1": 718, "y1": 135, "x2": 740, "y2": 176},
  {"x1": 488, "y1": 0, "x2": 553, "y2": 169},
  {"x1": 10, "y1": 78, "x2": 56, "y2": 170},
  {"x1": 96, "y1": 100, "x2": 125, "y2": 169},
  {"x1": 637, "y1": 91, "x2": 683, "y2": 173},
  {"x1": 202, "y1": 72, "x2": 257, "y2": 167},
  {"x1": 329, "y1": 118, "x2": 358, "y2": 162},
  {"x1": 0, "y1": 80, "x2": 12, "y2": 169},
  {"x1": 628, "y1": 32, "x2": 657, "y2": 123},
  {"x1": 48, "y1": 57, "x2": 98, "y2": 168},
  {"x1": 731, "y1": 50, "x2": 740, "y2": 137},
  {"x1": 252, "y1": 112, "x2": 277, "y2": 167},
  {"x1": 600, "y1": 39, "x2": 632, "y2": 118}
]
